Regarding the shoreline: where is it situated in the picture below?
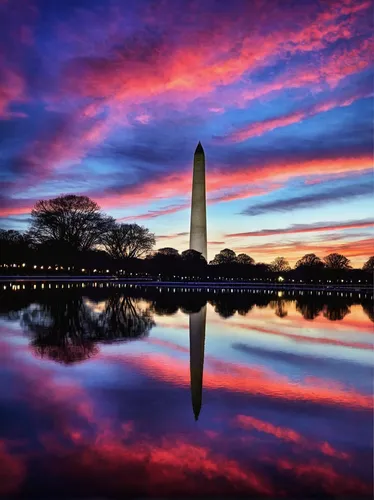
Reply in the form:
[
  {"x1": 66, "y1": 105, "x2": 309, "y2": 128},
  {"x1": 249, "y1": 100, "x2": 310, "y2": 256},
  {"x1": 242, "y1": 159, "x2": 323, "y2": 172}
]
[{"x1": 1, "y1": 276, "x2": 372, "y2": 293}]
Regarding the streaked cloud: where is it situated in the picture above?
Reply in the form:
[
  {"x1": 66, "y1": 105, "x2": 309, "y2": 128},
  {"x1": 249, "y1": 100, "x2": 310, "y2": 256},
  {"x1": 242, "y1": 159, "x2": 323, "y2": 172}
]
[
  {"x1": 242, "y1": 182, "x2": 373, "y2": 216},
  {"x1": 219, "y1": 83, "x2": 373, "y2": 143},
  {"x1": 156, "y1": 232, "x2": 189, "y2": 240},
  {"x1": 226, "y1": 218, "x2": 374, "y2": 238}
]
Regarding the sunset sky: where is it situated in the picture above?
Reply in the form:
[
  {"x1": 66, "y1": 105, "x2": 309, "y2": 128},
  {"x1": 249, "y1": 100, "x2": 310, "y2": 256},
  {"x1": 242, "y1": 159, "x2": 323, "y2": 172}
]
[{"x1": 0, "y1": 0, "x2": 373, "y2": 265}]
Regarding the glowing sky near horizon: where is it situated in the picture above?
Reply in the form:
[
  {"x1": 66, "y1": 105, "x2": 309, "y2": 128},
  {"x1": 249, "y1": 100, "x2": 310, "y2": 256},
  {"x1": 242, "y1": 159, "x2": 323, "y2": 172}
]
[{"x1": 0, "y1": 0, "x2": 373, "y2": 264}]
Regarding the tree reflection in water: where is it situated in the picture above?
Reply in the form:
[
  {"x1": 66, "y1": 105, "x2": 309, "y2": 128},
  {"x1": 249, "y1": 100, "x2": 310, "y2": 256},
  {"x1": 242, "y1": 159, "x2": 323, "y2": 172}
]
[
  {"x1": 93, "y1": 294, "x2": 155, "y2": 342},
  {"x1": 269, "y1": 299, "x2": 288, "y2": 318},
  {"x1": 323, "y1": 302, "x2": 351, "y2": 321},
  {"x1": 295, "y1": 297, "x2": 324, "y2": 320},
  {"x1": 18, "y1": 290, "x2": 155, "y2": 364},
  {"x1": 210, "y1": 294, "x2": 256, "y2": 319},
  {"x1": 362, "y1": 299, "x2": 374, "y2": 323},
  {"x1": 0, "y1": 285, "x2": 372, "y2": 366}
]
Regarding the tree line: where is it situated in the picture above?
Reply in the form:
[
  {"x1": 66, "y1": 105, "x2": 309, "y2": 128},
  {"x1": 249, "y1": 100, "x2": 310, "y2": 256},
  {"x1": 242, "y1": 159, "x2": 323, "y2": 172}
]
[{"x1": 0, "y1": 194, "x2": 373, "y2": 280}]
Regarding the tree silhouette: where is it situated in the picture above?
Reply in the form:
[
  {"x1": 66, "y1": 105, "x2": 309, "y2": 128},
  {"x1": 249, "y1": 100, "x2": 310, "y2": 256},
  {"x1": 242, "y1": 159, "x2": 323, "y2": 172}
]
[
  {"x1": 295, "y1": 253, "x2": 324, "y2": 268},
  {"x1": 180, "y1": 250, "x2": 207, "y2": 277},
  {"x1": 0, "y1": 229, "x2": 33, "y2": 263},
  {"x1": 323, "y1": 253, "x2": 351, "y2": 270},
  {"x1": 210, "y1": 248, "x2": 236, "y2": 265},
  {"x1": 362, "y1": 256, "x2": 374, "y2": 272},
  {"x1": 236, "y1": 253, "x2": 255, "y2": 265},
  {"x1": 102, "y1": 223, "x2": 155, "y2": 259},
  {"x1": 181, "y1": 249, "x2": 206, "y2": 263},
  {"x1": 157, "y1": 247, "x2": 180, "y2": 257},
  {"x1": 146, "y1": 247, "x2": 182, "y2": 278},
  {"x1": 28, "y1": 195, "x2": 114, "y2": 251},
  {"x1": 254, "y1": 262, "x2": 271, "y2": 274},
  {"x1": 270, "y1": 257, "x2": 291, "y2": 272}
]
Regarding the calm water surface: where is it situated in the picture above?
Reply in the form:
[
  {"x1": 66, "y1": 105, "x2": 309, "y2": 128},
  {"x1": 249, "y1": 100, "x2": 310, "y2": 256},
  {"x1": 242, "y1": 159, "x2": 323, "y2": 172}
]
[{"x1": 0, "y1": 283, "x2": 373, "y2": 498}]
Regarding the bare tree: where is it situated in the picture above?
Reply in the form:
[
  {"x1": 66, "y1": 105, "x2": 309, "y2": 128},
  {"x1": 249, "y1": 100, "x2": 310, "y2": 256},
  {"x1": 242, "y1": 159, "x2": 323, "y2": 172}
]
[
  {"x1": 102, "y1": 223, "x2": 155, "y2": 259},
  {"x1": 270, "y1": 256, "x2": 291, "y2": 272},
  {"x1": 362, "y1": 256, "x2": 374, "y2": 272},
  {"x1": 28, "y1": 195, "x2": 114, "y2": 251},
  {"x1": 323, "y1": 253, "x2": 351, "y2": 270},
  {"x1": 236, "y1": 253, "x2": 255, "y2": 265},
  {"x1": 295, "y1": 253, "x2": 324, "y2": 268}
]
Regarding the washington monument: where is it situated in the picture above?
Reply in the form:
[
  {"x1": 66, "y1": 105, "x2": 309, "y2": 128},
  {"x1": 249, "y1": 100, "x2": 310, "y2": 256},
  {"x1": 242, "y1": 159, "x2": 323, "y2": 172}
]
[{"x1": 189, "y1": 142, "x2": 207, "y2": 260}]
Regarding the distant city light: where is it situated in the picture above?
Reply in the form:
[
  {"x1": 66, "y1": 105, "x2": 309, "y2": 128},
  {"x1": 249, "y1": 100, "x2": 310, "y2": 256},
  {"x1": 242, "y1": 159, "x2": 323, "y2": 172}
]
[{"x1": 278, "y1": 276, "x2": 284, "y2": 282}]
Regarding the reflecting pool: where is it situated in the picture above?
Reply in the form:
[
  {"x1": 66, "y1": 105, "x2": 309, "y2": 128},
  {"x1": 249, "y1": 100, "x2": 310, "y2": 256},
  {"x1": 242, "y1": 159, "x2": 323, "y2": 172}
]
[{"x1": 0, "y1": 283, "x2": 373, "y2": 498}]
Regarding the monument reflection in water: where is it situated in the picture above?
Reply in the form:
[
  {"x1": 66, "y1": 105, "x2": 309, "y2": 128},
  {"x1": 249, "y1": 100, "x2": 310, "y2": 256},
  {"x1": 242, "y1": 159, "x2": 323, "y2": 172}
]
[
  {"x1": 0, "y1": 284, "x2": 373, "y2": 498},
  {"x1": 189, "y1": 305, "x2": 206, "y2": 421}
]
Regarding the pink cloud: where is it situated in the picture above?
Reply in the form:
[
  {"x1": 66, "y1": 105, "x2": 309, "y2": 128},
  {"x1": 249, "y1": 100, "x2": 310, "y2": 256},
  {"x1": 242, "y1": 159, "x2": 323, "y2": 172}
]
[
  {"x1": 23, "y1": 0, "x2": 367, "y2": 179},
  {"x1": 233, "y1": 324, "x2": 373, "y2": 351},
  {"x1": 226, "y1": 219, "x2": 374, "y2": 238},
  {"x1": 156, "y1": 232, "x2": 189, "y2": 240},
  {"x1": 234, "y1": 415, "x2": 349, "y2": 459},
  {"x1": 118, "y1": 203, "x2": 190, "y2": 221},
  {"x1": 222, "y1": 87, "x2": 373, "y2": 143},
  {"x1": 0, "y1": 68, "x2": 26, "y2": 118},
  {"x1": 0, "y1": 441, "x2": 25, "y2": 495}
]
